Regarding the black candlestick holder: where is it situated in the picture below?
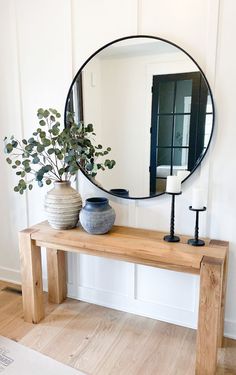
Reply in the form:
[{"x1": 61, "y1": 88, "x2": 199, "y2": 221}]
[
  {"x1": 188, "y1": 206, "x2": 206, "y2": 246},
  {"x1": 164, "y1": 192, "x2": 182, "y2": 242}
]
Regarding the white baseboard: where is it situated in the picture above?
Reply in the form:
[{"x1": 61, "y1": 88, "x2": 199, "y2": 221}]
[
  {"x1": 67, "y1": 284, "x2": 236, "y2": 340},
  {"x1": 67, "y1": 284, "x2": 198, "y2": 329},
  {"x1": 224, "y1": 319, "x2": 236, "y2": 340},
  {"x1": 1, "y1": 269, "x2": 236, "y2": 340},
  {"x1": 0, "y1": 266, "x2": 21, "y2": 285}
]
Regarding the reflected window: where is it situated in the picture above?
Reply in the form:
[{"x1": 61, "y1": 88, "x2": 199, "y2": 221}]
[{"x1": 150, "y1": 72, "x2": 213, "y2": 194}]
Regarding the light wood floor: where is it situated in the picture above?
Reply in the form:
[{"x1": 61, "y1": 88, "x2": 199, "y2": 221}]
[{"x1": 0, "y1": 281, "x2": 235, "y2": 374}]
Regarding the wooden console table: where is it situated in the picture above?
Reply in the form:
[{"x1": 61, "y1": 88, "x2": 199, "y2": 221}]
[{"x1": 19, "y1": 221, "x2": 228, "y2": 375}]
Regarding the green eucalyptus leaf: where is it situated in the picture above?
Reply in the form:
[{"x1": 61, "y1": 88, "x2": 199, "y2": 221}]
[
  {"x1": 5, "y1": 143, "x2": 13, "y2": 153},
  {"x1": 33, "y1": 156, "x2": 40, "y2": 164},
  {"x1": 36, "y1": 172, "x2": 43, "y2": 181},
  {"x1": 46, "y1": 179, "x2": 52, "y2": 185},
  {"x1": 42, "y1": 138, "x2": 51, "y2": 147},
  {"x1": 64, "y1": 155, "x2": 72, "y2": 163},
  {"x1": 86, "y1": 123, "x2": 93, "y2": 132},
  {"x1": 11, "y1": 140, "x2": 18, "y2": 148},
  {"x1": 52, "y1": 125, "x2": 60, "y2": 136},
  {"x1": 43, "y1": 110, "x2": 50, "y2": 118},
  {"x1": 22, "y1": 159, "x2": 30, "y2": 166},
  {"x1": 47, "y1": 148, "x2": 55, "y2": 155},
  {"x1": 49, "y1": 108, "x2": 57, "y2": 115},
  {"x1": 37, "y1": 144, "x2": 44, "y2": 153},
  {"x1": 39, "y1": 119, "x2": 46, "y2": 126},
  {"x1": 44, "y1": 165, "x2": 52, "y2": 172},
  {"x1": 29, "y1": 184, "x2": 33, "y2": 190},
  {"x1": 6, "y1": 158, "x2": 12, "y2": 164},
  {"x1": 19, "y1": 179, "x2": 26, "y2": 188},
  {"x1": 39, "y1": 131, "x2": 46, "y2": 138},
  {"x1": 58, "y1": 168, "x2": 65, "y2": 176},
  {"x1": 37, "y1": 108, "x2": 44, "y2": 116},
  {"x1": 25, "y1": 145, "x2": 33, "y2": 152}
]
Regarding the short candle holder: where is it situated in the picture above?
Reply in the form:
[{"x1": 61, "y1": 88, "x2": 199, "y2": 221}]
[
  {"x1": 164, "y1": 192, "x2": 182, "y2": 243},
  {"x1": 188, "y1": 206, "x2": 207, "y2": 246}
]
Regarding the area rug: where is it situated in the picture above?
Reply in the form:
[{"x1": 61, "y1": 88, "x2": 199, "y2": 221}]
[{"x1": 0, "y1": 336, "x2": 86, "y2": 374}]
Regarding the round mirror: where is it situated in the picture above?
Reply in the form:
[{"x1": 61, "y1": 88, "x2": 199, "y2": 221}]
[{"x1": 65, "y1": 35, "x2": 214, "y2": 199}]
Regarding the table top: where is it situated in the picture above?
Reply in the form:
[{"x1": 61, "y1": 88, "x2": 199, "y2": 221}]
[{"x1": 21, "y1": 221, "x2": 228, "y2": 275}]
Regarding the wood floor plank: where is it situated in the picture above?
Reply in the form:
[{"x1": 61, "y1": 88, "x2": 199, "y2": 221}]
[
  {"x1": 0, "y1": 281, "x2": 235, "y2": 375},
  {"x1": 39, "y1": 304, "x2": 128, "y2": 373},
  {"x1": 20, "y1": 299, "x2": 89, "y2": 352}
]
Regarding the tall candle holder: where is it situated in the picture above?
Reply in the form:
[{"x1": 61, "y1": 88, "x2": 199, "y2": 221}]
[
  {"x1": 188, "y1": 206, "x2": 206, "y2": 246},
  {"x1": 164, "y1": 192, "x2": 182, "y2": 242}
]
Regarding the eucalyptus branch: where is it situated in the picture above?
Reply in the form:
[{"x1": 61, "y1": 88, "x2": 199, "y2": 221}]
[
  {"x1": 46, "y1": 116, "x2": 60, "y2": 172},
  {"x1": 4, "y1": 108, "x2": 116, "y2": 194},
  {"x1": 41, "y1": 151, "x2": 61, "y2": 179}
]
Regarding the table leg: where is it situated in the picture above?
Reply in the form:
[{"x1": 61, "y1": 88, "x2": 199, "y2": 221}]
[
  {"x1": 19, "y1": 229, "x2": 44, "y2": 323},
  {"x1": 196, "y1": 256, "x2": 224, "y2": 375},
  {"x1": 218, "y1": 250, "x2": 228, "y2": 347},
  {"x1": 46, "y1": 249, "x2": 67, "y2": 304}
]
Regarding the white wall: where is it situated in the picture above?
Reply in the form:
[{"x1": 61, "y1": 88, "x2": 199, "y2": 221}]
[{"x1": 1, "y1": 0, "x2": 236, "y2": 339}]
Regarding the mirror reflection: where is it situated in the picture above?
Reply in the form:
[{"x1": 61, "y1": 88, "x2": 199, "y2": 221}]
[{"x1": 65, "y1": 36, "x2": 214, "y2": 199}]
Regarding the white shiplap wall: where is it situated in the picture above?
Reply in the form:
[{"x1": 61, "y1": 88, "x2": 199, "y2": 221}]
[{"x1": 0, "y1": 0, "x2": 235, "y2": 339}]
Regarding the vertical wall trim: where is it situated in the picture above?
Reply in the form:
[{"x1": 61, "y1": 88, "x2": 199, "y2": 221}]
[
  {"x1": 205, "y1": 0, "x2": 221, "y2": 237},
  {"x1": 206, "y1": 0, "x2": 221, "y2": 86},
  {"x1": 137, "y1": 0, "x2": 142, "y2": 34},
  {"x1": 13, "y1": 0, "x2": 29, "y2": 227},
  {"x1": 70, "y1": 0, "x2": 75, "y2": 78}
]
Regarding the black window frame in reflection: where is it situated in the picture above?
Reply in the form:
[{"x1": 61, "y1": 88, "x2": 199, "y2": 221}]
[
  {"x1": 66, "y1": 74, "x2": 84, "y2": 123},
  {"x1": 150, "y1": 72, "x2": 213, "y2": 195},
  {"x1": 64, "y1": 34, "x2": 215, "y2": 200}
]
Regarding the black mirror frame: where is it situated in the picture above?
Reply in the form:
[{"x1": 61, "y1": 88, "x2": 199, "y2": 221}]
[{"x1": 64, "y1": 34, "x2": 215, "y2": 200}]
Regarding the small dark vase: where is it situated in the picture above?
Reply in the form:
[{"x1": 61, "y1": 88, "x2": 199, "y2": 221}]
[
  {"x1": 110, "y1": 189, "x2": 129, "y2": 197},
  {"x1": 80, "y1": 197, "x2": 116, "y2": 234}
]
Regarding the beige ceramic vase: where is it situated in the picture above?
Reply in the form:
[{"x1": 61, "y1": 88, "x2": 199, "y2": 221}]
[{"x1": 44, "y1": 181, "x2": 82, "y2": 230}]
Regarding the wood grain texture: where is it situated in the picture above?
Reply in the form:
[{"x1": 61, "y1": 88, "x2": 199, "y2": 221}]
[
  {"x1": 18, "y1": 221, "x2": 229, "y2": 374},
  {"x1": 47, "y1": 249, "x2": 67, "y2": 304},
  {"x1": 19, "y1": 229, "x2": 44, "y2": 323},
  {"x1": 26, "y1": 221, "x2": 228, "y2": 274},
  {"x1": 209, "y1": 242, "x2": 229, "y2": 348},
  {"x1": 196, "y1": 256, "x2": 224, "y2": 375},
  {"x1": 218, "y1": 248, "x2": 229, "y2": 348}
]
